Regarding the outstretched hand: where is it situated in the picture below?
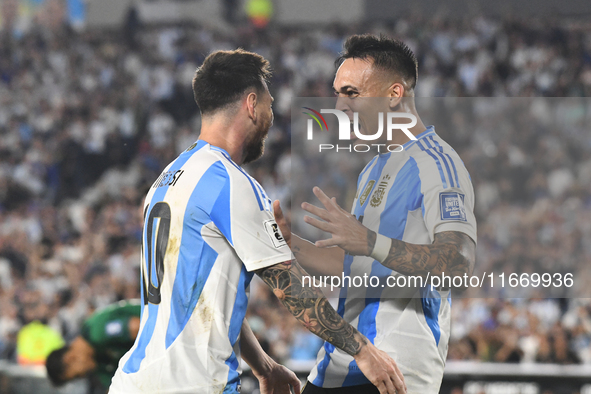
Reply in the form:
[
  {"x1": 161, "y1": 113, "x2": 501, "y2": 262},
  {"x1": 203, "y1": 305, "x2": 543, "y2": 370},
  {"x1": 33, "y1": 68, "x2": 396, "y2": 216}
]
[{"x1": 301, "y1": 187, "x2": 372, "y2": 256}]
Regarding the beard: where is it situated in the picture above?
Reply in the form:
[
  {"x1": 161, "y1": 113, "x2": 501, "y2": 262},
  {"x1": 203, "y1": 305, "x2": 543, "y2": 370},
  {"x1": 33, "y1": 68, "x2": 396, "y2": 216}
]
[
  {"x1": 243, "y1": 121, "x2": 269, "y2": 164},
  {"x1": 243, "y1": 134, "x2": 265, "y2": 164}
]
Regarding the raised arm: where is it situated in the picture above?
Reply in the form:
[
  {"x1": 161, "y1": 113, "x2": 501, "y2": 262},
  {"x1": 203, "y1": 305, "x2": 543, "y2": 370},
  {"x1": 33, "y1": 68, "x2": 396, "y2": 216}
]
[
  {"x1": 302, "y1": 187, "x2": 475, "y2": 291},
  {"x1": 256, "y1": 259, "x2": 406, "y2": 394}
]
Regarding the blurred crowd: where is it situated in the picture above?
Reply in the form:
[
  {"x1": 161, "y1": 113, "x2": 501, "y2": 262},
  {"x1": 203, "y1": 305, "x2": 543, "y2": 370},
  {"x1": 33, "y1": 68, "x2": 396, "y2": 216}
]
[
  {"x1": 439, "y1": 97, "x2": 591, "y2": 366},
  {"x1": 0, "y1": 4, "x2": 590, "y2": 373}
]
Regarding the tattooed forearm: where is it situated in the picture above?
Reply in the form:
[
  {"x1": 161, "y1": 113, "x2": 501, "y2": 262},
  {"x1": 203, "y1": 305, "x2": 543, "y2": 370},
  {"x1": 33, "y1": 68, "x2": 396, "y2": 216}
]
[
  {"x1": 256, "y1": 260, "x2": 367, "y2": 356},
  {"x1": 378, "y1": 231, "x2": 475, "y2": 281}
]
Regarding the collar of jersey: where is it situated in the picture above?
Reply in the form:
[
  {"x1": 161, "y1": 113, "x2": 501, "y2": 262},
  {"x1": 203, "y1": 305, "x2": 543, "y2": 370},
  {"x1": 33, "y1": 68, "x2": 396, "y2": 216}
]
[
  {"x1": 207, "y1": 143, "x2": 232, "y2": 160},
  {"x1": 402, "y1": 125, "x2": 435, "y2": 150}
]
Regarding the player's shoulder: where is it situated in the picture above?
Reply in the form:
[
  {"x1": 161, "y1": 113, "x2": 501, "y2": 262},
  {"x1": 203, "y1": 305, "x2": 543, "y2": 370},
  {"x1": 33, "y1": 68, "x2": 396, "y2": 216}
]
[
  {"x1": 406, "y1": 127, "x2": 454, "y2": 157},
  {"x1": 405, "y1": 128, "x2": 459, "y2": 165},
  {"x1": 207, "y1": 144, "x2": 272, "y2": 208},
  {"x1": 176, "y1": 142, "x2": 244, "y2": 184},
  {"x1": 175, "y1": 142, "x2": 271, "y2": 210},
  {"x1": 405, "y1": 127, "x2": 471, "y2": 189},
  {"x1": 206, "y1": 145, "x2": 257, "y2": 186}
]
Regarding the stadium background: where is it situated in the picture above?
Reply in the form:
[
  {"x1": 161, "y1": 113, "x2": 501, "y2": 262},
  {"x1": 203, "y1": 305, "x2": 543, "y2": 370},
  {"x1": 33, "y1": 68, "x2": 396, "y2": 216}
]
[{"x1": 0, "y1": 0, "x2": 591, "y2": 393}]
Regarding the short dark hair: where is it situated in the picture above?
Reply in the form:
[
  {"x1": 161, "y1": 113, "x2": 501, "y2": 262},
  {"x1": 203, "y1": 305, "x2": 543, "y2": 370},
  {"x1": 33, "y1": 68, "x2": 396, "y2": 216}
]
[
  {"x1": 336, "y1": 34, "x2": 418, "y2": 89},
  {"x1": 192, "y1": 49, "x2": 272, "y2": 115},
  {"x1": 46, "y1": 346, "x2": 69, "y2": 386}
]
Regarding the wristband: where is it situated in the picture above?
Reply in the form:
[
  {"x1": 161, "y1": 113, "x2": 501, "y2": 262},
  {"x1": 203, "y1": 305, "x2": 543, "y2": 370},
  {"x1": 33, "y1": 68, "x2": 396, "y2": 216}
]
[{"x1": 370, "y1": 233, "x2": 392, "y2": 263}]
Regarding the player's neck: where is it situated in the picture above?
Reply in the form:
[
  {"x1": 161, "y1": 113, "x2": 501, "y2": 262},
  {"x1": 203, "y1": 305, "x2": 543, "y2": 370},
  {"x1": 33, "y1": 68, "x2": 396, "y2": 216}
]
[
  {"x1": 405, "y1": 115, "x2": 427, "y2": 142},
  {"x1": 200, "y1": 118, "x2": 249, "y2": 166},
  {"x1": 382, "y1": 113, "x2": 427, "y2": 147}
]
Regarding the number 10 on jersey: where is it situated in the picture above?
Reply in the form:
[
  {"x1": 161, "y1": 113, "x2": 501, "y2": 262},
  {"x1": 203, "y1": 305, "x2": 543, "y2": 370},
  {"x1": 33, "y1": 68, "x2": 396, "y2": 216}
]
[{"x1": 142, "y1": 202, "x2": 171, "y2": 305}]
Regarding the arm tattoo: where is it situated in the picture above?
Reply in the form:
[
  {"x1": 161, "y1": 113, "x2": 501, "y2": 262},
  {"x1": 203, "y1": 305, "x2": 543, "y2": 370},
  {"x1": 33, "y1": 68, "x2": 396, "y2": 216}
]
[
  {"x1": 256, "y1": 260, "x2": 367, "y2": 356},
  {"x1": 366, "y1": 229, "x2": 376, "y2": 256},
  {"x1": 379, "y1": 231, "x2": 475, "y2": 279}
]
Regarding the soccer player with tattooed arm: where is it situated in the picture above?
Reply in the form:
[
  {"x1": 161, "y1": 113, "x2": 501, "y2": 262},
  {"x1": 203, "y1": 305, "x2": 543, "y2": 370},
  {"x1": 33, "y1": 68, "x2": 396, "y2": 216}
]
[
  {"x1": 109, "y1": 48, "x2": 405, "y2": 394},
  {"x1": 273, "y1": 34, "x2": 477, "y2": 393}
]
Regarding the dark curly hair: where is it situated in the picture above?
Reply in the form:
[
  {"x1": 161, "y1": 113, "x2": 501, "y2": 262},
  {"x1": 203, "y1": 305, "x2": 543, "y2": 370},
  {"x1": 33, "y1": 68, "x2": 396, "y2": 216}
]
[
  {"x1": 192, "y1": 49, "x2": 272, "y2": 115},
  {"x1": 46, "y1": 345, "x2": 70, "y2": 386},
  {"x1": 336, "y1": 34, "x2": 418, "y2": 89}
]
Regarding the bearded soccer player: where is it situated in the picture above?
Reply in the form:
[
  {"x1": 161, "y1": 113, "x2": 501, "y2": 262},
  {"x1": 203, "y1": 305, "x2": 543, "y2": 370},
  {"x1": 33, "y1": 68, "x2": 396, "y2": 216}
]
[
  {"x1": 109, "y1": 49, "x2": 405, "y2": 394},
  {"x1": 274, "y1": 35, "x2": 477, "y2": 393}
]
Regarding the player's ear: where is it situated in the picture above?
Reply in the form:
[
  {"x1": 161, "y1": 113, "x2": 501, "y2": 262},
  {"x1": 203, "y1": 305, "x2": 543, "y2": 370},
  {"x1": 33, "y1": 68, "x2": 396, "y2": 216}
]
[
  {"x1": 246, "y1": 91, "x2": 258, "y2": 122},
  {"x1": 388, "y1": 82, "x2": 404, "y2": 109}
]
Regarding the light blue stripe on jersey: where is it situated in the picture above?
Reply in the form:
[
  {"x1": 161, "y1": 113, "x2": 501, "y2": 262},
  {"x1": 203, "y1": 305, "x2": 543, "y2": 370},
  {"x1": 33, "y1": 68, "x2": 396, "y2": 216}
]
[
  {"x1": 211, "y1": 171, "x2": 233, "y2": 245},
  {"x1": 416, "y1": 139, "x2": 448, "y2": 188},
  {"x1": 422, "y1": 137, "x2": 455, "y2": 188},
  {"x1": 165, "y1": 160, "x2": 231, "y2": 348},
  {"x1": 428, "y1": 136, "x2": 460, "y2": 188},
  {"x1": 253, "y1": 179, "x2": 272, "y2": 211},
  {"x1": 420, "y1": 286, "x2": 442, "y2": 345},
  {"x1": 224, "y1": 265, "x2": 254, "y2": 392},
  {"x1": 211, "y1": 147, "x2": 266, "y2": 211},
  {"x1": 378, "y1": 157, "x2": 422, "y2": 239},
  {"x1": 123, "y1": 140, "x2": 207, "y2": 374}
]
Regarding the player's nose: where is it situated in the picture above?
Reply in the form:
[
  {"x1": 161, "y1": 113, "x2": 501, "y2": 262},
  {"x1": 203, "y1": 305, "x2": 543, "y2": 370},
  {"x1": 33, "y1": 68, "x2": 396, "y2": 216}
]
[{"x1": 335, "y1": 96, "x2": 352, "y2": 115}]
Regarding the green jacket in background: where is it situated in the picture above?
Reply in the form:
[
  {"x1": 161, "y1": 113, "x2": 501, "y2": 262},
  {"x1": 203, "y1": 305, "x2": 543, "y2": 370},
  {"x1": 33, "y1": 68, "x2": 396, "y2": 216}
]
[{"x1": 80, "y1": 300, "x2": 141, "y2": 389}]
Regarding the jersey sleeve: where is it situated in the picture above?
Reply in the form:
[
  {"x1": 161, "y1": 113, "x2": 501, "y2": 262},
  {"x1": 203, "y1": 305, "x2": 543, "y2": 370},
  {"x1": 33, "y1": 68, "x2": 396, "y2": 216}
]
[
  {"x1": 207, "y1": 162, "x2": 292, "y2": 272},
  {"x1": 419, "y1": 153, "x2": 477, "y2": 244}
]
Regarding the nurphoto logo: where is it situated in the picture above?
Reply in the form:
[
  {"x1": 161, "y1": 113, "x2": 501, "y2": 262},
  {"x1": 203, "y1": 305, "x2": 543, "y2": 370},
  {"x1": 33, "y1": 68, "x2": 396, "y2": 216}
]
[{"x1": 302, "y1": 107, "x2": 418, "y2": 153}]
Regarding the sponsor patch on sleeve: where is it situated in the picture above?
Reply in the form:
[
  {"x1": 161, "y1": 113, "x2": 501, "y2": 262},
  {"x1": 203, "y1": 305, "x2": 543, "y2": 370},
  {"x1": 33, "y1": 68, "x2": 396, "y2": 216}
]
[
  {"x1": 263, "y1": 220, "x2": 287, "y2": 248},
  {"x1": 440, "y1": 192, "x2": 467, "y2": 221}
]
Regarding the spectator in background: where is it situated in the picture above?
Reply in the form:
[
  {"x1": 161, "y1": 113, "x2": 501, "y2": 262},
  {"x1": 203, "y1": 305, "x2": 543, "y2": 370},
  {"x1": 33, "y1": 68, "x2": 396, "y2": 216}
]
[
  {"x1": 16, "y1": 289, "x2": 64, "y2": 365},
  {"x1": 17, "y1": 321, "x2": 64, "y2": 365},
  {"x1": 46, "y1": 300, "x2": 141, "y2": 394}
]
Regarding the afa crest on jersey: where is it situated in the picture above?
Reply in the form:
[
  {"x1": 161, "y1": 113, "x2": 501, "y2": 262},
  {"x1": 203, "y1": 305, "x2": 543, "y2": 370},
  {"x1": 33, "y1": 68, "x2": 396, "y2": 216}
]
[{"x1": 370, "y1": 174, "x2": 391, "y2": 207}]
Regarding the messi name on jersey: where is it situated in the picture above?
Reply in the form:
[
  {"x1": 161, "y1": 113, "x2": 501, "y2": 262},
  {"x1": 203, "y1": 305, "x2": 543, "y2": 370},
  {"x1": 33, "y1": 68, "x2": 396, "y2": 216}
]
[{"x1": 152, "y1": 169, "x2": 184, "y2": 189}]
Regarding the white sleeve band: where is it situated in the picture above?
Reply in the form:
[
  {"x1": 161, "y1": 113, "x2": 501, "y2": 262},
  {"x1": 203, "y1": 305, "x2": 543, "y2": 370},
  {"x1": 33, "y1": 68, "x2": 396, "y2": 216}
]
[{"x1": 370, "y1": 233, "x2": 392, "y2": 263}]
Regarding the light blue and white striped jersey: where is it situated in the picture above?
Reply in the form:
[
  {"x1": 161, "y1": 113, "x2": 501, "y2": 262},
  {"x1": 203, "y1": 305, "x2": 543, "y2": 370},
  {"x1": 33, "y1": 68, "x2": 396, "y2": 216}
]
[
  {"x1": 110, "y1": 140, "x2": 291, "y2": 394},
  {"x1": 308, "y1": 126, "x2": 477, "y2": 393}
]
